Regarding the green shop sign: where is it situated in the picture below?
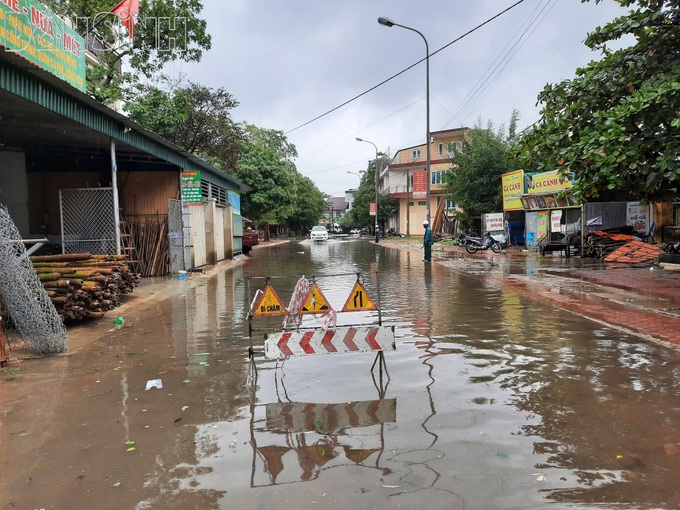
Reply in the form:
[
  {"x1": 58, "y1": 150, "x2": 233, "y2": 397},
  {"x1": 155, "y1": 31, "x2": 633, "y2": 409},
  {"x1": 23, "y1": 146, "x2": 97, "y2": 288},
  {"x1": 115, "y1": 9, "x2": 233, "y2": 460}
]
[
  {"x1": 0, "y1": 0, "x2": 86, "y2": 91},
  {"x1": 181, "y1": 171, "x2": 203, "y2": 204}
]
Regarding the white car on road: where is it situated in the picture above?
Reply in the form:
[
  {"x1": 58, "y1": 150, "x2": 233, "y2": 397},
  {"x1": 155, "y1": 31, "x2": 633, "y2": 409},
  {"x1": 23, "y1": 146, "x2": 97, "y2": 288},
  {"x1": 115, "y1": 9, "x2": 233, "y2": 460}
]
[{"x1": 310, "y1": 225, "x2": 329, "y2": 241}]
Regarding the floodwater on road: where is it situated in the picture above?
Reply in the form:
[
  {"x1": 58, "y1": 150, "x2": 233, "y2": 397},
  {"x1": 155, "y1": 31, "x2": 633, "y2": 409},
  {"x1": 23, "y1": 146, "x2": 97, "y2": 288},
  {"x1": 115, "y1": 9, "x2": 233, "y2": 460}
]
[{"x1": 3, "y1": 238, "x2": 680, "y2": 510}]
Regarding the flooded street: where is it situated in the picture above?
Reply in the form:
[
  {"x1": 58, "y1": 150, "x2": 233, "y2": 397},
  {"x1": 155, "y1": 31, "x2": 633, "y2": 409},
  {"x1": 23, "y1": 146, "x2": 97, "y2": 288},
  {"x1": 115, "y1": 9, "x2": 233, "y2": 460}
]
[{"x1": 3, "y1": 238, "x2": 680, "y2": 510}]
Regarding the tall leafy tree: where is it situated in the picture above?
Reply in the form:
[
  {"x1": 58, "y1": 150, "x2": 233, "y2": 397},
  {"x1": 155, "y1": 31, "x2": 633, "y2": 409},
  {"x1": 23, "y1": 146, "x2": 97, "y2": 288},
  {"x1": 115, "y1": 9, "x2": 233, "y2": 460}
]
[
  {"x1": 48, "y1": 0, "x2": 211, "y2": 103},
  {"x1": 516, "y1": 0, "x2": 680, "y2": 203},
  {"x1": 444, "y1": 113, "x2": 521, "y2": 217},
  {"x1": 347, "y1": 156, "x2": 397, "y2": 232},
  {"x1": 235, "y1": 141, "x2": 297, "y2": 232},
  {"x1": 287, "y1": 174, "x2": 327, "y2": 234},
  {"x1": 242, "y1": 124, "x2": 298, "y2": 162},
  {"x1": 235, "y1": 125, "x2": 326, "y2": 238},
  {"x1": 125, "y1": 82, "x2": 243, "y2": 171}
]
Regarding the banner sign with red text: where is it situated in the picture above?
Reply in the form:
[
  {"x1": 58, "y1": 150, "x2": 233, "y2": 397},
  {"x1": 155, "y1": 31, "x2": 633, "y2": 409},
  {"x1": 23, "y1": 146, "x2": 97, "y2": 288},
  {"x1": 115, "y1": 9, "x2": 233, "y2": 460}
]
[
  {"x1": 412, "y1": 170, "x2": 427, "y2": 199},
  {"x1": 0, "y1": 0, "x2": 86, "y2": 90},
  {"x1": 501, "y1": 170, "x2": 524, "y2": 211}
]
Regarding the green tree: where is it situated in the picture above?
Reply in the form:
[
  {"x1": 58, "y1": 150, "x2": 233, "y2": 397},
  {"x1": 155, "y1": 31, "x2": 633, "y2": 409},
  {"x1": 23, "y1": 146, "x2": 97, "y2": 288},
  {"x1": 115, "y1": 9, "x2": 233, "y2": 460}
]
[
  {"x1": 235, "y1": 126, "x2": 326, "y2": 238},
  {"x1": 235, "y1": 142, "x2": 297, "y2": 233},
  {"x1": 288, "y1": 174, "x2": 327, "y2": 234},
  {"x1": 48, "y1": 0, "x2": 211, "y2": 103},
  {"x1": 125, "y1": 82, "x2": 243, "y2": 171},
  {"x1": 444, "y1": 113, "x2": 521, "y2": 217},
  {"x1": 516, "y1": 0, "x2": 680, "y2": 203},
  {"x1": 242, "y1": 124, "x2": 298, "y2": 162},
  {"x1": 348, "y1": 156, "x2": 397, "y2": 232}
]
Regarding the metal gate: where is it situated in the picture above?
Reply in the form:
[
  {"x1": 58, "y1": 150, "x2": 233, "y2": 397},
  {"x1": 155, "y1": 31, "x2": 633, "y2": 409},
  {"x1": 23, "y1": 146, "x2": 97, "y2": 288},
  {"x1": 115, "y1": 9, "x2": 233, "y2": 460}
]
[
  {"x1": 168, "y1": 199, "x2": 190, "y2": 274},
  {"x1": 60, "y1": 188, "x2": 116, "y2": 255}
]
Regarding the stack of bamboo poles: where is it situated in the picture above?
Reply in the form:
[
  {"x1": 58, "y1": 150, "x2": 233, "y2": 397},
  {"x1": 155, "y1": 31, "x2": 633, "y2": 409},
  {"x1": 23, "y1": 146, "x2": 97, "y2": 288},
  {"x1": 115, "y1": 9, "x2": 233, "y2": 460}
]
[
  {"x1": 30, "y1": 253, "x2": 141, "y2": 321},
  {"x1": 130, "y1": 217, "x2": 169, "y2": 277}
]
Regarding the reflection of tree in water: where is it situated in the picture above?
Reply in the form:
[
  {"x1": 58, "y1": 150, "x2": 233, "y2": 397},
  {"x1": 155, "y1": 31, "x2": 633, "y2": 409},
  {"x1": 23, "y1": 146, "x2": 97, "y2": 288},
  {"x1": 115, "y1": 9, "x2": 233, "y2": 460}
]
[
  {"x1": 386, "y1": 337, "x2": 463, "y2": 503},
  {"x1": 508, "y1": 335, "x2": 680, "y2": 508}
]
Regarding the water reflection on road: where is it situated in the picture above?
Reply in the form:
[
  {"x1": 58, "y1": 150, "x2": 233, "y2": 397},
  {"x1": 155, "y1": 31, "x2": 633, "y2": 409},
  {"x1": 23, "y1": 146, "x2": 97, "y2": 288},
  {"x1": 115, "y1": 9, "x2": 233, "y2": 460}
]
[
  {"x1": 4, "y1": 238, "x2": 680, "y2": 510},
  {"x1": 140, "y1": 239, "x2": 680, "y2": 509}
]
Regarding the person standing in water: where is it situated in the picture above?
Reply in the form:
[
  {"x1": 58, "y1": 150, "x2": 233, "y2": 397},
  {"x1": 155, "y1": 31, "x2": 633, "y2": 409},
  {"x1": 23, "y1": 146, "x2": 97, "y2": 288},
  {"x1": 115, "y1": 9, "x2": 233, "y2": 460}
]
[{"x1": 423, "y1": 220, "x2": 433, "y2": 262}]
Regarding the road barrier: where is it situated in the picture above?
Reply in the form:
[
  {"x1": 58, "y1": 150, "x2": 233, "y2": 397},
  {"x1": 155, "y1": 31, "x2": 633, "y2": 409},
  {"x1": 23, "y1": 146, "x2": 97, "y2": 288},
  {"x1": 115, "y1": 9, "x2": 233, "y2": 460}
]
[{"x1": 247, "y1": 272, "x2": 393, "y2": 359}]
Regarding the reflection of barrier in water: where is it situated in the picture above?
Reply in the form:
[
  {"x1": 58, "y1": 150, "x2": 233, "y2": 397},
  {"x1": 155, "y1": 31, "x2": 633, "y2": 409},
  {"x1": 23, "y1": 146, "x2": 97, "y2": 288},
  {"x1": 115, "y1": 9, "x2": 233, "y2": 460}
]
[
  {"x1": 248, "y1": 366, "x2": 397, "y2": 487},
  {"x1": 246, "y1": 271, "x2": 398, "y2": 486}
]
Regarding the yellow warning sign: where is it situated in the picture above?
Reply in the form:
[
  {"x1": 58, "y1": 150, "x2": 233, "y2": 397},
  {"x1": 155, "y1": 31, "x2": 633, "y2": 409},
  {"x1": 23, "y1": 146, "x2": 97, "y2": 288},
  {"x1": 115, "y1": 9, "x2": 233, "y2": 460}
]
[
  {"x1": 341, "y1": 282, "x2": 378, "y2": 312},
  {"x1": 301, "y1": 283, "x2": 332, "y2": 314},
  {"x1": 252, "y1": 285, "x2": 287, "y2": 317}
]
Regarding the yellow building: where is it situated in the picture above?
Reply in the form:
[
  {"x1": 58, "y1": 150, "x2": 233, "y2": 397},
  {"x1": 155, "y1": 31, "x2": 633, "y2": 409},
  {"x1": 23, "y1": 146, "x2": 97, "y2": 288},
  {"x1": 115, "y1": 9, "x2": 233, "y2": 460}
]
[{"x1": 382, "y1": 128, "x2": 469, "y2": 236}]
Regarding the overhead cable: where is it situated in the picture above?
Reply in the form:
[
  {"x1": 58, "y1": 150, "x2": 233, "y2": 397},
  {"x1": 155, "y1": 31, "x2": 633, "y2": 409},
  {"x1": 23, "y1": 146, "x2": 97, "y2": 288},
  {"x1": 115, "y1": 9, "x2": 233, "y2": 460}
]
[{"x1": 285, "y1": 0, "x2": 525, "y2": 135}]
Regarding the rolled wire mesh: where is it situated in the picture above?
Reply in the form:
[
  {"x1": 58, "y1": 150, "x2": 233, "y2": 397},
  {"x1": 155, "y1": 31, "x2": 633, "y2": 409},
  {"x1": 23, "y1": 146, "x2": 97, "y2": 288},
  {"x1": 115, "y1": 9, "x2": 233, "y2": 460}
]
[{"x1": 0, "y1": 206, "x2": 67, "y2": 355}]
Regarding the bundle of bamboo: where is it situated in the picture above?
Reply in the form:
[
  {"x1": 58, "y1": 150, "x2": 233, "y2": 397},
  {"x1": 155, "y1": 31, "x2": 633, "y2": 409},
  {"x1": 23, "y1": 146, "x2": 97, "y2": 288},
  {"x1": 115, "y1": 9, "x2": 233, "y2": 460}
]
[
  {"x1": 30, "y1": 253, "x2": 141, "y2": 321},
  {"x1": 130, "y1": 217, "x2": 169, "y2": 277}
]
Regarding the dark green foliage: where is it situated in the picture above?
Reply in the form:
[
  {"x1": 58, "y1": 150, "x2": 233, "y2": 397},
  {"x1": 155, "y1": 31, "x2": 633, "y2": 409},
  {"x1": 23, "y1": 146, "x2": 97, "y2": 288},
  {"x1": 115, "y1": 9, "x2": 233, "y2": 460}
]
[
  {"x1": 516, "y1": 0, "x2": 680, "y2": 203},
  {"x1": 125, "y1": 82, "x2": 243, "y2": 171},
  {"x1": 445, "y1": 113, "x2": 521, "y2": 216},
  {"x1": 234, "y1": 125, "x2": 326, "y2": 230},
  {"x1": 46, "y1": 0, "x2": 211, "y2": 103},
  {"x1": 346, "y1": 156, "x2": 398, "y2": 230}
]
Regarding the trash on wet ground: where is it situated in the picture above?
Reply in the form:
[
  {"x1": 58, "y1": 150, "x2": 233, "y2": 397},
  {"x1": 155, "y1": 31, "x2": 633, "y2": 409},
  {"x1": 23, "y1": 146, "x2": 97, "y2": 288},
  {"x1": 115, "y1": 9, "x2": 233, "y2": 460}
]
[
  {"x1": 145, "y1": 379, "x2": 163, "y2": 390},
  {"x1": 108, "y1": 316, "x2": 125, "y2": 332}
]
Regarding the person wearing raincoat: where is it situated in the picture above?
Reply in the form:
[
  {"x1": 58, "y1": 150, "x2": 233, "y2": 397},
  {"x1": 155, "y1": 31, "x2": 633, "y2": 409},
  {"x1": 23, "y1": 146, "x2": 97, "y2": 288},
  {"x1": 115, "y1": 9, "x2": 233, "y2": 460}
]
[{"x1": 423, "y1": 220, "x2": 433, "y2": 262}]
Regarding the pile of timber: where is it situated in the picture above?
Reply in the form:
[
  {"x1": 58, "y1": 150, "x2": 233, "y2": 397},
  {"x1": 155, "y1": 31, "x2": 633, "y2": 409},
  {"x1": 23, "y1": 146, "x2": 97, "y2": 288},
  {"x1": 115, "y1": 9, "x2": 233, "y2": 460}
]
[
  {"x1": 30, "y1": 253, "x2": 141, "y2": 321},
  {"x1": 582, "y1": 231, "x2": 637, "y2": 259}
]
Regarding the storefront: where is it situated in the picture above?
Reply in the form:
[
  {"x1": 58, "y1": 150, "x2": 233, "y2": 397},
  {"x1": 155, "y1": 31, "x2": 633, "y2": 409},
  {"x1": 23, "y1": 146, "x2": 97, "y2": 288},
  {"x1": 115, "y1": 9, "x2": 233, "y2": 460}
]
[{"x1": 521, "y1": 170, "x2": 582, "y2": 254}]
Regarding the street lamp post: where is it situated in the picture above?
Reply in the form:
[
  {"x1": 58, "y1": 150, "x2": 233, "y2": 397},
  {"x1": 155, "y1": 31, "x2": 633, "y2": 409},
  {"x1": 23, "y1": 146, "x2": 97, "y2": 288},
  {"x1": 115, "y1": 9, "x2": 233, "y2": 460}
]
[
  {"x1": 355, "y1": 137, "x2": 380, "y2": 244},
  {"x1": 378, "y1": 16, "x2": 430, "y2": 225}
]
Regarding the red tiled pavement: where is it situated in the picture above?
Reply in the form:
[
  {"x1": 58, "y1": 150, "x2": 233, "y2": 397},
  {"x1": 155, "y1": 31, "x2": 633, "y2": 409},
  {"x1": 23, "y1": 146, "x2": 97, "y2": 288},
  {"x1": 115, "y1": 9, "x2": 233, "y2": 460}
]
[{"x1": 503, "y1": 261, "x2": 680, "y2": 348}]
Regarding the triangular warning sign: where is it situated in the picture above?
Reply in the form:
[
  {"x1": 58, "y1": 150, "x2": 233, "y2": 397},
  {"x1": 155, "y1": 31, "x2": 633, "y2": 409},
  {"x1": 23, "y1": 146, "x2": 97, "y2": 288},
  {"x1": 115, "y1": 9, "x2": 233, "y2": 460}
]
[
  {"x1": 341, "y1": 281, "x2": 378, "y2": 312},
  {"x1": 252, "y1": 285, "x2": 287, "y2": 317},
  {"x1": 301, "y1": 283, "x2": 332, "y2": 314}
]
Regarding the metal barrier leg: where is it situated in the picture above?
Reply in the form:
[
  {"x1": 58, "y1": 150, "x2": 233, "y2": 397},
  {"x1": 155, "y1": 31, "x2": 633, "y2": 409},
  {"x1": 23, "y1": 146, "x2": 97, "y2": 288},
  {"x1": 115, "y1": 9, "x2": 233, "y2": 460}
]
[{"x1": 371, "y1": 351, "x2": 390, "y2": 398}]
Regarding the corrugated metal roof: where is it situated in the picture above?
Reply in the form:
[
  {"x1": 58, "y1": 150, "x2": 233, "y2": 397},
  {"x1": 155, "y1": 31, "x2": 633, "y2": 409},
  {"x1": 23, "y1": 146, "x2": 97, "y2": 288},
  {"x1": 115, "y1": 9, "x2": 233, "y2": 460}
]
[{"x1": 0, "y1": 52, "x2": 246, "y2": 192}]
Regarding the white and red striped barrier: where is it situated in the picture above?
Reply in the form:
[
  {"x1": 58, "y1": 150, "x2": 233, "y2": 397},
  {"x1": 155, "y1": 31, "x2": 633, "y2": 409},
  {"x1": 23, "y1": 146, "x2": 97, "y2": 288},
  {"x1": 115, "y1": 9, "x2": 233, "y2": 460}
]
[
  {"x1": 264, "y1": 326, "x2": 395, "y2": 359},
  {"x1": 266, "y1": 399, "x2": 397, "y2": 433}
]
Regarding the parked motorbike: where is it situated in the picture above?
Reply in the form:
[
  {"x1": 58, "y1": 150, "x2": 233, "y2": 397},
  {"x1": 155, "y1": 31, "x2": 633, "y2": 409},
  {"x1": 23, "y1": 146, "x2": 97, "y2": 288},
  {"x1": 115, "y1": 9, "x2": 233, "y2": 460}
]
[
  {"x1": 464, "y1": 232, "x2": 502, "y2": 254},
  {"x1": 457, "y1": 231, "x2": 480, "y2": 247},
  {"x1": 664, "y1": 241, "x2": 680, "y2": 255},
  {"x1": 386, "y1": 228, "x2": 407, "y2": 238}
]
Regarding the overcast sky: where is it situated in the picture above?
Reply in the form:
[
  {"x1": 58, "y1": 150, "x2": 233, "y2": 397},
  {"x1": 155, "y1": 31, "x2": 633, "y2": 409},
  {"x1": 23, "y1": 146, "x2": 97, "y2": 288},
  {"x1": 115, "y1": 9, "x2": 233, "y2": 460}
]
[{"x1": 176, "y1": 0, "x2": 628, "y2": 198}]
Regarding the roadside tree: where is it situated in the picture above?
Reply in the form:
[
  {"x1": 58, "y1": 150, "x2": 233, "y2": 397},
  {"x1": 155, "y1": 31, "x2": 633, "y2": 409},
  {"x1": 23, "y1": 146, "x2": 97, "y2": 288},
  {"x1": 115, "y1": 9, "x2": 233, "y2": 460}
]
[
  {"x1": 48, "y1": 0, "x2": 211, "y2": 104},
  {"x1": 516, "y1": 0, "x2": 680, "y2": 203},
  {"x1": 348, "y1": 156, "x2": 397, "y2": 233},
  {"x1": 125, "y1": 82, "x2": 243, "y2": 171},
  {"x1": 444, "y1": 112, "x2": 521, "y2": 219},
  {"x1": 235, "y1": 125, "x2": 325, "y2": 239},
  {"x1": 288, "y1": 174, "x2": 328, "y2": 235}
]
